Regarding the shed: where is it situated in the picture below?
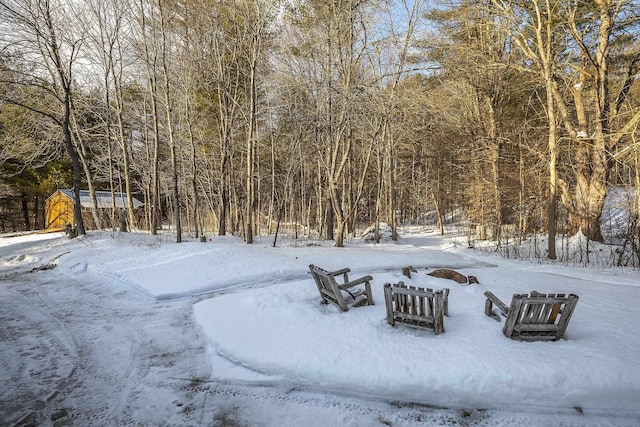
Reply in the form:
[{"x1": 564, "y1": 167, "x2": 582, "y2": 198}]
[{"x1": 45, "y1": 189, "x2": 143, "y2": 230}]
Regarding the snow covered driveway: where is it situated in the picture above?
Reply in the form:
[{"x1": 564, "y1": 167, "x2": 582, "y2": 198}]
[{"x1": 0, "y1": 268, "x2": 212, "y2": 425}]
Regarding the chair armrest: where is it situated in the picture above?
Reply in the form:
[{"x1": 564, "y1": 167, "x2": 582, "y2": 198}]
[
  {"x1": 339, "y1": 275, "x2": 373, "y2": 290},
  {"x1": 328, "y1": 267, "x2": 351, "y2": 283},
  {"x1": 484, "y1": 291, "x2": 509, "y2": 317},
  {"x1": 329, "y1": 267, "x2": 350, "y2": 276}
]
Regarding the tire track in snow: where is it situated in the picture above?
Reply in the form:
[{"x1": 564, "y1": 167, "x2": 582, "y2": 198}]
[
  {"x1": 0, "y1": 268, "x2": 212, "y2": 426},
  {"x1": 0, "y1": 283, "x2": 78, "y2": 425}
]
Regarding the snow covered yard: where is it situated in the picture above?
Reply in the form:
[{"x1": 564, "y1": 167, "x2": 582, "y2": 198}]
[{"x1": 1, "y1": 229, "x2": 640, "y2": 426}]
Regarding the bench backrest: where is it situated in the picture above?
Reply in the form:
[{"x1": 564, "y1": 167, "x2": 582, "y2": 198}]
[
  {"x1": 504, "y1": 292, "x2": 579, "y2": 341},
  {"x1": 384, "y1": 282, "x2": 446, "y2": 334},
  {"x1": 309, "y1": 265, "x2": 349, "y2": 311}
]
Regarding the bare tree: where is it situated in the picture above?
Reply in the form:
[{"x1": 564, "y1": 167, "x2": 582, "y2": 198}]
[
  {"x1": 85, "y1": 0, "x2": 139, "y2": 230},
  {"x1": 0, "y1": 0, "x2": 91, "y2": 234},
  {"x1": 238, "y1": 0, "x2": 280, "y2": 243},
  {"x1": 132, "y1": 0, "x2": 165, "y2": 236},
  {"x1": 373, "y1": 0, "x2": 429, "y2": 241}
]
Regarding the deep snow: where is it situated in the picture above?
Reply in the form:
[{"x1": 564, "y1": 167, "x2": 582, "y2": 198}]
[{"x1": 1, "y1": 228, "x2": 639, "y2": 426}]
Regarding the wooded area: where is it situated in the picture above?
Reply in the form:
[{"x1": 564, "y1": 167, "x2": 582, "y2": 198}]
[{"x1": 1, "y1": 0, "x2": 639, "y2": 258}]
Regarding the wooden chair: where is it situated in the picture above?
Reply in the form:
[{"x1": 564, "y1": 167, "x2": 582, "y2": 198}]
[
  {"x1": 384, "y1": 282, "x2": 449, "y2": 335},
  {"x1": 308, "y1": 264, "x2": 374, "y2": 311},
  {"x1": 484, "y1": 291, "x2": 579, "y2": 341}
]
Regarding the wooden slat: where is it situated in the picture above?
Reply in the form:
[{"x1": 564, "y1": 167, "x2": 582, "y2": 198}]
[
  {"x1": 384, "y1": 284, "x2": 394, "y2": 326},
  {"x1": 555, "y1": 294, "x2": 579, "y2": 339},
  {"x1": 433, "y1": 290, "x2": 444, "y2": 334},
  {"x1": 521, "y1": 296, "x2": 573, "y2": 305},
  {"x1": 388, "y1": 287, "x2": 436, "y2": 297},
  {"x1": 547, "y1": 303, "x2": 562, "y2": 324},
  {"x1": 523, "y1": 302, "x2": 544, "y2": 324},
  {"x1": 539, "y1": 301, "x2": 555, "y2": 324},
  {"x1": 442, "y1": 288, "x2": 449, "y2": 316},
  {"x1": 393, "y1": 312, "x2": 435, "y2": 324},
  {"x1": 516, "y1": 334, "x2": 559, "y2": 342},
  {"x1": 410, "y1": 290, "x2": 417, "y2": 316},
  {"x1": 503, "y1": 295, "x2": 525, "y2": 337},
  {"x1": 484, "y1": 291, "x2": 509, "y2": 316},
  {"x1": 491, "y1": 291, "x2": 580, "y2": 341},
  {"x1": 384, "y1": 282, "x2": 446, "y2": 334},
  {"x1": 513, "y1": 324, "x2": 560, "y2": 332}
]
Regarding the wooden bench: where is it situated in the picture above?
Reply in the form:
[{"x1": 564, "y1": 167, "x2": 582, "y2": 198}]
[
  {"x1": 484, "y1": 291, "x2": 579, "y2": 341},
  {"x1": 384, "y1": 282, "x2": 449, "y2": 335},
  {"x1": 308, "y1": 264, "x2": 374, "y2": 311}
]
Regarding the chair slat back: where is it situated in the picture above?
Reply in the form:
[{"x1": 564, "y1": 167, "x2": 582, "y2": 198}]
[
  {"x1": 504, "y1": 292, "x2": 579, "y2": 341},
  {"x1": 384, "y1": 282, "x2": 447, "y2": 334}
]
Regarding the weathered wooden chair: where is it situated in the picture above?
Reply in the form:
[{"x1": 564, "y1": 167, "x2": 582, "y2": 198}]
[
  {"x1": 384, "y1": 282, "x2": 449, "y2": 335},
  {"x1": 308, "y1": 264, "x2": 374, "y2": 311},
  {"x1": 484, "y1": 291, "x2": 579, "y2": 341}
]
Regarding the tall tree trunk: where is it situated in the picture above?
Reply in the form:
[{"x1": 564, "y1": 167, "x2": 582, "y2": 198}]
[
  {"x1": 33, "y1": 194, "x2": 40, "y2": 230},
  {"x1": 158, "y1": 0, "x2": 181, "y2": 243},
  {"x1": 245, "y1": 31, "x2": 259, "y2": 244},
  {"x1": 432, "y1": 191, "x2": 444, "y2": 236},
  {"x1": 112, "y1": 78, "x2": 137, "y2": 230},
  {"x1": 546, "y1": 76, "x2": 558, "y2": 259},
  {"x1": 60, "y1": 89, "x2": 85, "y2": 235},
  {"x1": 70, "y1": 112, "x2": 102, "y2": 230},
  {"x1": 149, "y1": 86, "x2": 161, "y2": 235},
  {"x1": 20, "y1": 192, "x2": 30, "y2": 230},
  {"x1": 138, "y1": 0, "x2": 161, "y2": 235},
  {"x1": 219, "y1": 164, "x2": 229, "y2": 236},
  {"x1": 324, "y1": 189, "x2": 334, "y2": 241},
  {"x1": 484, "y1": 98, "x2": 502, "y2": 242},
  {"x1": 105, "y1": 77, "x2": 117, "y2": 230},
  {"x1": 387, "y1": 138, "x2": 397, "y2": 241},
  {"x1": 187, "y1": 121, "x2": 199, "y2": 238},
  {"x1": 66, "y1": 128, "x2": 85, "y2": 235}
]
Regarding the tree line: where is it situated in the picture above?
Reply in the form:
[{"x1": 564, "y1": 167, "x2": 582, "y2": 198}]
[{"x1": 1, "y1": 0, "x2": 639, "y2": 258}]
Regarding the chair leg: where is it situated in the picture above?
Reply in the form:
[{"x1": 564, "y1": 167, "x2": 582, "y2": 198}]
[
  {"x1": 383, "y1": 284, "x2": 394, "y2": 326},
  {"x1": 364, "y1": 281, "x2": 374, "y2": 306},
  {"x1": 484, "y1": 298, "x2": 494, "y2": 317}
]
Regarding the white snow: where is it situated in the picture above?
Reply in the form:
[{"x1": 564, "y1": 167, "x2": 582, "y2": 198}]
[
  {"x1": 577, "y1": 131, "x2": 589, "y2": 138},
  {"x1": 1, "y1": 228, "x2": 640, "y2": 426}
]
